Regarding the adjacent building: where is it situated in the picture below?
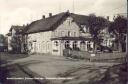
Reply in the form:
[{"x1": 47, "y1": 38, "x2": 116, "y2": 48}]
[{"x1": 7, "y1": 25, "x2": 26, "y2": 53}]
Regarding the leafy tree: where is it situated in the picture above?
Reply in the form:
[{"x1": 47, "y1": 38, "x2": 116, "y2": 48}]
[
  {"x1": 0, "y1": 34, "x2": 7, "y2": 51},
  {"x1": 109, "y1": 15, "x2": 127, "y2": 52},
  {"x1": 10, "y1": 35, "x2": 22, "y2": 53},
  {"x1": 87, "y1": 14, "x2": 108, "y2": 51},
  {"x1": 0, "y1": 34, "x2": 5, "y2": 43}
]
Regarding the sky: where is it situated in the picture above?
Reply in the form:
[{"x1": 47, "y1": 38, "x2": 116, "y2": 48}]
[{"x1": 0, "y1": 0, "x2": 127, "y2": 35}]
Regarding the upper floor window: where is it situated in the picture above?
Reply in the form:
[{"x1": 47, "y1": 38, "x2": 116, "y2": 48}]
[
  {"x1": 81, "y1": 25, "x2": 84, "y2": 28},
  {"x1": 68, "y1": 31, "x2": 71, "y2": 37},
  {"x1": 54, "y1": 31, "x2": 58, "y2": 37},
  {"x1": 74, "y1": 32, "x2": 76, "y2": 37},
  {"x1": 68, "y1": 20, "x2": 71, "y2": 25},
  {"x1": 81, "y1": 25, "x2": 89, "y2": 33},
  {"x1": 61, "y1": 31, "x2": 65, "y2": 37}
]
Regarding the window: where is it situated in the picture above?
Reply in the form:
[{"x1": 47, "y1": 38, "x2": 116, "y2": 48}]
[
  {"x1": 80, "y1": 41, "x2": 85, "y2": 45},
  {"x1": 84, "y1": 27, "x2": 87, "y2": 32},
  {"x1": 73, "y1": 41, "x2": 77, "y2": 49},
  {"x1": 87, "y1": 41, "x2": 92, "y2": 51},
  {"x1": 68, "y1": 20, "x2": 71, "y2": 25},
  {"x1": 68, "y1": 31, "x2": 71, "y2": 37},
  {"x1": 66, "y1": 18, "x2": 71, "y2": 25},
  {"x1": 54, "y1": 41, "x2": 58, "y2": 46},
  {"x1": 65, "y1": 41, "x2": 70, "y2": 48},
  {"x1": 54, "y1": 31, "x2": 58, "y2": 37},
  {"x1": 81, "y1": 25, "x2": 84, "y2": 28},
  {"x1": 29, "y1": 42, "x2": 32, "y2": 49},
  {"x1": 61, "y1": 31, "x2": 65, "y2": 37},
  {"x1": 47, "y1": 41, "x2": 50, "y2": 50},
  {"x1": 87, "y1": 27, "x2": 89, "y2": 32},
  {"x1": 74, "y1": 32, "x2": 76, "y2": 37}
]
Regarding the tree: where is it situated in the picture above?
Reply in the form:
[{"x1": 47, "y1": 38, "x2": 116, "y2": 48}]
[
  {"x1": 10, "y1": 35, "x2": 22, "y2": 53},
  {"x1": 0, "y1": 34, "x2": 7, "y2": 51},
  {"x1": 87, "y1": 14, "x2": 108, "y2": 51},
  {"x1": 109, "y1": 15, "x2": 127, "y2": 52},
  {"x1": 0, "y1": 34, "x2": 5, "y2": 43}
]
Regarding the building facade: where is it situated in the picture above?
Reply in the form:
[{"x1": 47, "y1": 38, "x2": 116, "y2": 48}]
[{"x1": 25, "y1": 12, "x2": 94, "y2": 56}]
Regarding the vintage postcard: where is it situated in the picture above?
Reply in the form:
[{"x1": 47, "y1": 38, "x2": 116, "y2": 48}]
[{"x1": 0, "y1": 0, "x2": 127, "y2": 84}]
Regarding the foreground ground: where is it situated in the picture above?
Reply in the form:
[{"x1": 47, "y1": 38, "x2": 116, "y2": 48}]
[{"x1": 0, "y1": 52, "x2": 122, "y2": 84}]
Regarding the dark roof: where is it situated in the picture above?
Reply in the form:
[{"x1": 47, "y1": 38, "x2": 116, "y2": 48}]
[
  {"x1": 70, "y1": 13, "x2": 89, "y2": 25},
  {"x1": 51, "y1": 36, "x2": 92, "y2": 41},
  {"x1": 25, "y1": 12, "x2": 68, "y2": 34},
  {"x1": 25, "y1": 12, "x2": 90, "y2": 34}
]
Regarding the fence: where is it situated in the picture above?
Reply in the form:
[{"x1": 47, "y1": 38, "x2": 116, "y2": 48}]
[{"x1": 63, "y1": 49, "x2": 126, "y2": 63}]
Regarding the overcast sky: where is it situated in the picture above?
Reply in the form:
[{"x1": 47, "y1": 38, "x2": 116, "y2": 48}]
[{"x1": 0, "y1": 0, "x2": 127, "y2": 35}]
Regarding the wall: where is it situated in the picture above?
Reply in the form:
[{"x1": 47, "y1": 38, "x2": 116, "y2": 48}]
[{"x1": 27, "y1": 31, "x2": 52, "y2": 54}]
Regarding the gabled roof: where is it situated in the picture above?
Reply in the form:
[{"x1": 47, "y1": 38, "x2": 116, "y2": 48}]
[
  {"x1": 25, "y1": 12, "x2": 90, "y2": 34},
  {"x1": 26, "y1": 12, "x2": 68, "y2": 34}
]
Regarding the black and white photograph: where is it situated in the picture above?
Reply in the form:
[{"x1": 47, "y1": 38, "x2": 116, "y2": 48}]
[{"x1": 0, "y1": 0, "x2": 127, "y2": 84}]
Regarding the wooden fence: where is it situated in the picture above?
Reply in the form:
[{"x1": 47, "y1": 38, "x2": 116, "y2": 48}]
[{"x1": 63, "y1": 49, "x2": 126, "y2": 63}]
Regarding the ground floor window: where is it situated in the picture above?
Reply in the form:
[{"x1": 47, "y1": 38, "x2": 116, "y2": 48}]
[
  {"x1": 87, "y1": 41, "x2": 93, "y2": 51},
  {"x1": 80, "y1": 41, "x2": 85, "y2": 51},
  {"x1": 65, "y1": 41, "x2": 70, "y2": 49},
  {"x1": 73, "y1": 41, "x2": 79, "y2": 50},
  {"x1": 80, "y1": 41, "x2": 85, "y2": 45},
  {"x1": 54, "y1": 41, "x2": 58, "y2": 46}
]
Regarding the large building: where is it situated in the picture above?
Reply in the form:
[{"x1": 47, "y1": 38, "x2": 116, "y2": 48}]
[{"x1": 25, "y1": 12, "x2": 94, "y2": 55}]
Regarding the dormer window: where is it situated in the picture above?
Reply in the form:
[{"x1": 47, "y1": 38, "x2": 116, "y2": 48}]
[
  {"x1": 81, "y1": 25, "x2": 84, "y2": 28},
  {"x1": 80, "y1": 25, "x2": 89, "y2": 33},
  {"x1": 61, "y1": 31, "x2": 65, "y2": 37}
]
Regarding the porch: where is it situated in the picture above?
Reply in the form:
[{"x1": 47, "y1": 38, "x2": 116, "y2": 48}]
[{"x1": 51, "y1": 37, "x2": 94, "y2": 56}]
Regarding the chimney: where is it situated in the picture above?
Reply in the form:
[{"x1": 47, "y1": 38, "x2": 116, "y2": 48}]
[
  {"x1": 42, "y1": 15, "x2": 45, "y2": 19},
  {"x1": 49, "y1": 13, "x2": 52, "y2": 17}
]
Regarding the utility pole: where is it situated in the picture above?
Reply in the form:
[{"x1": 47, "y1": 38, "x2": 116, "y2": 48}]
[
  {"x1": 73, "y1": 0, "x2": 75, "y2": 13},
  {"x1": 59, "y1": 0, "x2": 61, "y2": 13}
]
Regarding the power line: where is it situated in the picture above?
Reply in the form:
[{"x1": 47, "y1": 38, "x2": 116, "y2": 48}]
[{"x1": 73, "y1": 0, "x2": 75, "y2": 13}]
